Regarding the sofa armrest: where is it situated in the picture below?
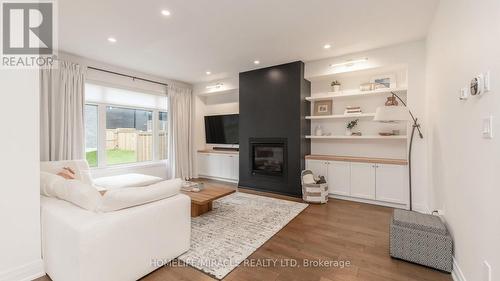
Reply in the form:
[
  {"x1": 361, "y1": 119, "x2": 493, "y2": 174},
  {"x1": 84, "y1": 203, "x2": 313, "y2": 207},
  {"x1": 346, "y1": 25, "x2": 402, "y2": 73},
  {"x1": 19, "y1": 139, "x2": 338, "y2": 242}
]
[{"x1": 41, "y1": 194, "x2": 191, "y2": 281}]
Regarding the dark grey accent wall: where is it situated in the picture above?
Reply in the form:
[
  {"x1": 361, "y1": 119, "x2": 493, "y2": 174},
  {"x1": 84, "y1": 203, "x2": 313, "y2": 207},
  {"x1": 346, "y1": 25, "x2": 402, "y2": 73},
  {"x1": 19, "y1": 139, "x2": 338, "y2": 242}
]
[{"x1": 238, "y1": 61, "x2": 311, "y2": 197}]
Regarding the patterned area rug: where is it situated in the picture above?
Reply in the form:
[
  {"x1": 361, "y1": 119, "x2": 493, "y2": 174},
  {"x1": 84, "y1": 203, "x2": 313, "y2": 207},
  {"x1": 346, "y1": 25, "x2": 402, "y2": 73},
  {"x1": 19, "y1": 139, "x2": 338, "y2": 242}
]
[{"x1": 178, "y1": 192, "x2": 308, "y2": 279}]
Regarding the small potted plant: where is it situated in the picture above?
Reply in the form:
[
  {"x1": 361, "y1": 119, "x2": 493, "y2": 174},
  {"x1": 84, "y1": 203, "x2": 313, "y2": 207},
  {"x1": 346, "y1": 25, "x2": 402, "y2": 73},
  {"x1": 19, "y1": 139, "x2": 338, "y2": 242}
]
[
  {"x1": 346, "y1": 119, "x2": 359, "y2": 136},
  {"x1": 331, "y1": 80, "x2": 341, "y2": 92}
]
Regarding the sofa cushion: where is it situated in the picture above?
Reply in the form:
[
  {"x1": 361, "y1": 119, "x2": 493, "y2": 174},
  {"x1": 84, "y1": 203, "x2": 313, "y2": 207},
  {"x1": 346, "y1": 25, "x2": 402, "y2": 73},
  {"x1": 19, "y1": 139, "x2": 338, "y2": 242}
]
[
  {"x1": 99, "y1": 178, "x2": 182, "y2": 212},
  {"x1": 93, "y1": 173, "x2": 164, "y2": 190}
]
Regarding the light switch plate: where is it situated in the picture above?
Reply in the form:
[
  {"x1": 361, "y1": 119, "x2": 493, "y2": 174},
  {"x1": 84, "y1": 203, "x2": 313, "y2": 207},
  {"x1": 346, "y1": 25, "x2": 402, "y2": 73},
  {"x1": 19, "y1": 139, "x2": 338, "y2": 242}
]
[
  {"x1": 459, "y1": 87, "x2": 469, "y2": 100},
  {"x1": 484, "y1": 72, "x2": 491, "y2": 93},
  {"x1": 483, "y1": 116, "x2": 493, "y2": 139}
]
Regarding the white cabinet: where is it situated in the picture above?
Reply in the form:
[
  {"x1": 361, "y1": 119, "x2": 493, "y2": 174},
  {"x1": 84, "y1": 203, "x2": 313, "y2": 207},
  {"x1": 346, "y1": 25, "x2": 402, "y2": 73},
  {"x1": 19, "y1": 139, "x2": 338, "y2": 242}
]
[
  {"x1": 305, "y1": 159, "x2": 408, "y2": 209},
  {"x1": 305, "y1": 159, "x2": 328, "y2": 178},
  {"x1": 198, "y1": 153, "x2": 210, "y2": 176},
  {"x1": 306, "y1": 160, "x2": 351, "y2": 196},
  {"x1": 327, "y1": 161, "x2": 350, "y2": 196},
  {"x1": 350, "y1": 163, "x2": 376, "y2": 199},
  {"x1": 197, "y1": 152, "x2": 239, "y2": 182},
  {"x1": 375, "y1": 164, "x2": 408, "y2": 204}
]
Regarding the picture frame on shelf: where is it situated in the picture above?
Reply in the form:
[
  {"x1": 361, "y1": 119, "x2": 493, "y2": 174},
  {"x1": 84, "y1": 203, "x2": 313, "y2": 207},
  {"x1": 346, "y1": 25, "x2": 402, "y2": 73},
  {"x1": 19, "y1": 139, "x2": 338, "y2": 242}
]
[
  {"x1": 370, "y1": 74, "x2": 397, "y2": 89},
  {"x1": 313, "y1": 100, "x2": 333, "y2": 116}
]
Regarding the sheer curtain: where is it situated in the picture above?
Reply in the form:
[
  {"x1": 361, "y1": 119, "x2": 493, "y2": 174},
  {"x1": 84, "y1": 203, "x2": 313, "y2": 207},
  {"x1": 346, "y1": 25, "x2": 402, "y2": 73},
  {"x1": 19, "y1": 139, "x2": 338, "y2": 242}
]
[
  {"x1": 40, "y1": 60, "x2": 86, "y2": 161},
  {"x1": 168, "y1": 85, "x2": 194, "y2": 180}
]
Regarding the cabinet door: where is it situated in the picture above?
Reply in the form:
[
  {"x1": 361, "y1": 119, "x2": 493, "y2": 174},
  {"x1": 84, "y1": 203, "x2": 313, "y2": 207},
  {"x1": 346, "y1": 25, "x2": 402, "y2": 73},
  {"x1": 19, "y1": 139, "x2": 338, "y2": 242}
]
[
  {"x1": 350, "y1": 163, "x2": 376, "y2": 199},
  {"x1": 375, "y1": 164, "x2": 408, "y2": 205},
  {"x1": 231, "y1": 155, "x2": 239, "y2": 180},
  {"x1": 197, "y1": 154, "x2": 209, "y2": 176},
  {"x1": 327, "y1": 161, "x2": 350, "y2": 196},
  {"x1": 219, "y1": 155, "x2": 232, "y2": 179},
  {"x1": 305, "y1": 160, "x2": 328, "y2": 178},
  {"x1": 207, "y1": 154, "x2": 223, "y2": 178}
]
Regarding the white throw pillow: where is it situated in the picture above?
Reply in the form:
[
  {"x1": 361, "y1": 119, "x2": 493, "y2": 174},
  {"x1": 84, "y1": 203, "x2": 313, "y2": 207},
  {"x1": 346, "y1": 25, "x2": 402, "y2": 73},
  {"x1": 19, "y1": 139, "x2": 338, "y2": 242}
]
[
  {"x1": 51, "y1": 180, "x2": 103, "y2": 211},
  {"x1": 99, "y1": 178, "x2": 182, "y2": 212},
  {"x1": 40, "y1": 171, "x2": 66, "y2": 197}
]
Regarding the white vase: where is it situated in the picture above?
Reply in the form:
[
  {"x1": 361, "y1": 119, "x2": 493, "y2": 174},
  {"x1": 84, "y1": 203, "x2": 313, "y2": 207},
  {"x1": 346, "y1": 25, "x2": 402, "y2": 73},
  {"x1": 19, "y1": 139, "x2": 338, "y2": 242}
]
[
  {"x1": 315, "y1": 126, "x2": 323, "y2": 136},
  {"x1": 345, "y1": 128, "x2": 352, "y2": 136},
  {"x1": 332, "y1": 85, "x2": 341, "y2": 92}
]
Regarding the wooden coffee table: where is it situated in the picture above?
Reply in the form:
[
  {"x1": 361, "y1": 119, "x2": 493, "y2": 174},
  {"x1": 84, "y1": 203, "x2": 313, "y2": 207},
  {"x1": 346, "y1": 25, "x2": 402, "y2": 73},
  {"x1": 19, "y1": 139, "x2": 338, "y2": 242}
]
[{"x1": 182, "y1": 185, "x2": 235, "y2": 217}]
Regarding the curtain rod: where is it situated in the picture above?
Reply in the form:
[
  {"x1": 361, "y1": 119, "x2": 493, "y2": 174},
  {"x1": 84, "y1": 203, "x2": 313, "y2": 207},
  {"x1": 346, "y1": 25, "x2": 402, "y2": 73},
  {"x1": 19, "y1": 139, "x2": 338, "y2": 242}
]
[{"x1": 87, "y1": 66, "x2": 168, "y2": 87}]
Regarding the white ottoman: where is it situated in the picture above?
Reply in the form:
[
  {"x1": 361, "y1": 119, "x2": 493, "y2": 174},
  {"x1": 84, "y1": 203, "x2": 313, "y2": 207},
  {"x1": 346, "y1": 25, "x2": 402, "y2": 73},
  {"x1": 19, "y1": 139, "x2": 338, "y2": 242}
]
[{"x1": 93, "y1": 173, "x2": 164, "y2": 190}]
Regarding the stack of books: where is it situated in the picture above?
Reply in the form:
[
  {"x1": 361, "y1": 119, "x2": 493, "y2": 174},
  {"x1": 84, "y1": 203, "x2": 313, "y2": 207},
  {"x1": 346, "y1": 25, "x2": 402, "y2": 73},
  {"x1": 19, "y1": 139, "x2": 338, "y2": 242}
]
[{"x1": 344, "y1": 106, "x2": 362, "y2": 115}]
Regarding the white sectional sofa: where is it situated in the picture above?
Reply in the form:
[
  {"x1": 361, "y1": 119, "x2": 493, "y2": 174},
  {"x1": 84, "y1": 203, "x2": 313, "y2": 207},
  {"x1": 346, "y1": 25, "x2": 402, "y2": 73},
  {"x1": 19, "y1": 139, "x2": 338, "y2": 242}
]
[{"x1": 40, "y1": 160, "x2": 191, "y2": 281}]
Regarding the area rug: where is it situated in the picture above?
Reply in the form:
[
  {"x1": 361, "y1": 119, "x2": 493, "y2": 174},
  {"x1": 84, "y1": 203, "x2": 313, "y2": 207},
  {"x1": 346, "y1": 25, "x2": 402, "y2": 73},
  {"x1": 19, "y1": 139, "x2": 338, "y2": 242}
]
[{"x1": 178, "y1": 192, "x2": 308, "y2": 279}]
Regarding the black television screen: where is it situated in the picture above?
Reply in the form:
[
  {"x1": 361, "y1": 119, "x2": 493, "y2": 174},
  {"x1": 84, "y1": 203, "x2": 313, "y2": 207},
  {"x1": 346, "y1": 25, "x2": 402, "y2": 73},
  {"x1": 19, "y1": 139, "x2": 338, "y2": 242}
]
[{"x1": 204, "y1": 114, "x2": 239, "y2": 144}]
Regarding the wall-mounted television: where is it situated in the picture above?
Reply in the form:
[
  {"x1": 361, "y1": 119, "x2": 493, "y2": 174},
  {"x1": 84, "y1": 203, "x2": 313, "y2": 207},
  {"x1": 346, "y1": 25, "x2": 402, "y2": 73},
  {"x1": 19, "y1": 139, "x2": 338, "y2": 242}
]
[{"x1": 204, "y1": 114, "x2": 239, "y2": 144}]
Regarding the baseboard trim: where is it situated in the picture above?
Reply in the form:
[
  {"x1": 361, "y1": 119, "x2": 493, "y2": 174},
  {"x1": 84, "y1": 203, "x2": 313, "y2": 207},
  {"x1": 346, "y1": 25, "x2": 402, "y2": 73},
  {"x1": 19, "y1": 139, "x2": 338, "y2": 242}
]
[
  {"x1": 452, "y1": 257, "x2": 467, "y2": 281},
  {"x1": 328, "y1": 194, "x2": 408, "y2": 209},
  {"x1": 0, "y1": 259, "x2": 44, "y2": 281},
  {"x1": 412, "y1": 203, "x2": 431, "y2": 214}
]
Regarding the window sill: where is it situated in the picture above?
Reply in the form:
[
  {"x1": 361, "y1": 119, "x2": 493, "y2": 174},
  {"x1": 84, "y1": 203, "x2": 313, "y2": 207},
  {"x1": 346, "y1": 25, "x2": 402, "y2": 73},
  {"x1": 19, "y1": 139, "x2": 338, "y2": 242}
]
[{"x1": 90, "y1": 160, "x2": 168, "y2": 171}]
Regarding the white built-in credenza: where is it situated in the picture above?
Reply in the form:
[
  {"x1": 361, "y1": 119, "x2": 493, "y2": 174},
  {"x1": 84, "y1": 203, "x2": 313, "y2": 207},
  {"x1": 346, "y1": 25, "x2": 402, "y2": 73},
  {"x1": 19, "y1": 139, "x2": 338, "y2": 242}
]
[
  {"x1": 197, "y1": 150, "x2": 239, "y2": 183},
  {"x1": 306, "y1": 155, "x2": 409, "y2": 209}
]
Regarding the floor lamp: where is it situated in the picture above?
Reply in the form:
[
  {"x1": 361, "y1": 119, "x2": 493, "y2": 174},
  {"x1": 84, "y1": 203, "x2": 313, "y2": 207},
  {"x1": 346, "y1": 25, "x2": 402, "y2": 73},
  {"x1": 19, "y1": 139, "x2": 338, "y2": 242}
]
[{"x1": 373, "y1": 92, "x2": 423, "y2": 211}]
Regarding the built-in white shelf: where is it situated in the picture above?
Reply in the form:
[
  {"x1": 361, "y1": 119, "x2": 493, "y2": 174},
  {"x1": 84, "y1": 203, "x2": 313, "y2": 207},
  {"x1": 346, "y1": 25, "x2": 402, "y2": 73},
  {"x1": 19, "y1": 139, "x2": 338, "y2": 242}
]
[
  {"x1": 306, "y1": 135, "x2": 407, "y2": 140},
  {"x1": 197, "y1": 88, "x2": 238, "y2": 97},
  {"x1": 305, "y1": 87, "x2": 407, "y2": 101},
  {"x1": 306, "y1": 113, "x2": 375, "y2": 120}
]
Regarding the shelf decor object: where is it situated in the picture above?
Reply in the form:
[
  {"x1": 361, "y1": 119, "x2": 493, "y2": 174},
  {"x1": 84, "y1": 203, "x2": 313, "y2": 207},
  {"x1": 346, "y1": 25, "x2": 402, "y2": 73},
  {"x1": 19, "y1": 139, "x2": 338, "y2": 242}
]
[
  {"x1": 330, "y1": 80, "x2": 341, "y2": 92},
  {"x1": 374, "y1": 92, "x2": 423, "y2": 211},
  {"x1": 313, "y1": 100, "x2": 333, "y2": 116}
]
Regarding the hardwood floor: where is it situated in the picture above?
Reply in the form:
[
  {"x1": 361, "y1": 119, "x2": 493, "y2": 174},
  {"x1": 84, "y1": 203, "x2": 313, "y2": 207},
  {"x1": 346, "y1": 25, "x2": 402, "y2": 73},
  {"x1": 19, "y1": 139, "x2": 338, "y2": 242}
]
[{"x1": 35, "y1": 179, "x2": 452, "y2": 281}]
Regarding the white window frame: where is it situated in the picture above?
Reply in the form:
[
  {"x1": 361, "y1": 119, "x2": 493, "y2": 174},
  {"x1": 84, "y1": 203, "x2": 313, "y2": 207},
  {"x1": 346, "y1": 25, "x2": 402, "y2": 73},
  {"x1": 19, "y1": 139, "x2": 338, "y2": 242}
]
[{"x1": 85, "y1": 102, "x2": 168, "y2": 169}]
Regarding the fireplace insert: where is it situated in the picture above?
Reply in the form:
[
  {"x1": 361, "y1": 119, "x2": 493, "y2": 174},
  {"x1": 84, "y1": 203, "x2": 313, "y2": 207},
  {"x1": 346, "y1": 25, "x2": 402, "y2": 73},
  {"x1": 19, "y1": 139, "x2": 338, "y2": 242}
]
[{"x1": 250, "y1": 139, "x2": 287, "y2": 176}]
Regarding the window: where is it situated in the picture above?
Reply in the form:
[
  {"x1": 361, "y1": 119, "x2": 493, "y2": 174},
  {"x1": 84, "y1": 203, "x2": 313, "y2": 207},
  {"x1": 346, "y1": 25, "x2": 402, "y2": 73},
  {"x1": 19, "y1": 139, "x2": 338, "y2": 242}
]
[
  {"x1": 84, "y1": 83, "x2": 168, "y2": 168},
  {"x1": 85, "y1": 105, "x2": 98, "y2": 167},
  {"x1": 158, "y1": 111, "x2": 168, "y2": 160},
  {"x1": 106, "y1": 106, "x2": 153, "y2": 165}
]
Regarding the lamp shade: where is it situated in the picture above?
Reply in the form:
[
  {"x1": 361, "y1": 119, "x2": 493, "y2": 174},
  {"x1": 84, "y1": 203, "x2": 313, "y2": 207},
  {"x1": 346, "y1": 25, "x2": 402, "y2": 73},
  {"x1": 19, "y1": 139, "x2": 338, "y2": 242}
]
[{"x1": 373, "y1": 106, "x2": 409, "y2": 122}]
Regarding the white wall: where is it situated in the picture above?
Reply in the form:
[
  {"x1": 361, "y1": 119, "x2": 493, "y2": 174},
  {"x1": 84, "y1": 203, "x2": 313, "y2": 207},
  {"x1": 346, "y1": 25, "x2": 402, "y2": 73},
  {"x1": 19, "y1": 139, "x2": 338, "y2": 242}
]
[
  {"x1": 0, "y1": 70, "x2": 44, "y2": 280},
  {"x1": 426, "y1": 0, "x2": 500, "y2": 280}
]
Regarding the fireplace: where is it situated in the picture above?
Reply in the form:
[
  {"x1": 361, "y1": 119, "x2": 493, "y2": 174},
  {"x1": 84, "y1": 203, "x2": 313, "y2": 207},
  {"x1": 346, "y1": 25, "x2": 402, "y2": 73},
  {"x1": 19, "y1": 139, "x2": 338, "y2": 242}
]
[
  {"x1": 239, "y1": 61, "x2": 310, "y2": 197},
  {"x1": 251, "y1": 139, "x2": 286, "y2": 176}
]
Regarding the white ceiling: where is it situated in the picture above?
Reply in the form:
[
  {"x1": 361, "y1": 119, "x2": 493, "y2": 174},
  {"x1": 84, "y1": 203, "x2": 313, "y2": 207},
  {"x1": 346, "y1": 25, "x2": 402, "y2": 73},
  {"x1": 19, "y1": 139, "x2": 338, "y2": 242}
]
[{"x1": 59, "y1": 0, "x2": 438, "y2": 84}]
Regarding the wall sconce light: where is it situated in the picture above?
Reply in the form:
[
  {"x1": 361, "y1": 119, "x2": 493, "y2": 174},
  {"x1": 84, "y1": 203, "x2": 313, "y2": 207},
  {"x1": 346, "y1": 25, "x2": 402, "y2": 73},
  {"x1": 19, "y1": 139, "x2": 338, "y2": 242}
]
[
  {"x1": 206, "y1": 83, "x2": 224, "y2": 90},
  {"x1": 329, "y1": 58, "x2": 368, "y2": 68}
]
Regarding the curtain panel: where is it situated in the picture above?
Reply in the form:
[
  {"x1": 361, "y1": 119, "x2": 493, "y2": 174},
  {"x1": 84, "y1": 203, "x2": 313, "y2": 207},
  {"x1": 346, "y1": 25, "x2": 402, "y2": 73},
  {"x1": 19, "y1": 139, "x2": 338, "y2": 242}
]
[
  {"x1": 40, "y1": 60, "x2": 86, "y2": 161},
  {"x1": 168, "y1": 85, "x2": 194, "y2": 179}
]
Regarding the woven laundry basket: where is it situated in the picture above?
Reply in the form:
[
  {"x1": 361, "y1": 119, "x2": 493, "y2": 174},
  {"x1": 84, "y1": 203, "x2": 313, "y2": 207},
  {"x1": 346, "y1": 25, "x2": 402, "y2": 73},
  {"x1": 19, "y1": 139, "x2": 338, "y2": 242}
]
[
  {"x1": 390, "y1": 209, "x2": 453, "y2": 272},
  {"x1": 301, "y1": 170, "x2": 328, "y2": 204}
]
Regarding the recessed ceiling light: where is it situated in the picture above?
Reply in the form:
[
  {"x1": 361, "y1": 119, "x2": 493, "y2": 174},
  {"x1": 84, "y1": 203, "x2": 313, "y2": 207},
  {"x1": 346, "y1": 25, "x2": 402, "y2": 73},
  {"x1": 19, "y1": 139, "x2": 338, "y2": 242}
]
[
  {"x1": 254, "y1": 60, "x2": 260, "y2": 65},
  {"x1": 206, "y1": 71, "x2": 211, "y2": 75},
  {"x1": 323, "y1": 44, "x2": 331, "y2": 49},
  {"x1": 161, "y1": 10, "x2": 171, "y2": 16},
  {"x1": 107, "y1": 37, "x2": 117, "y2": 43}
]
